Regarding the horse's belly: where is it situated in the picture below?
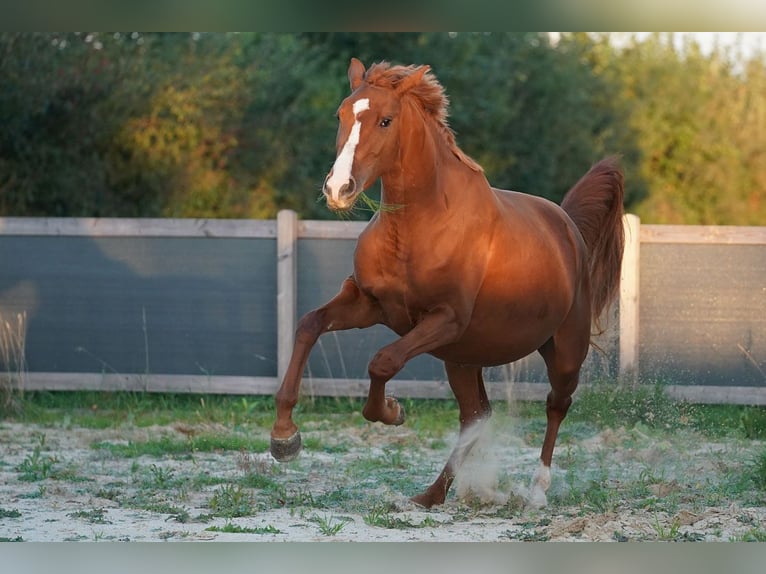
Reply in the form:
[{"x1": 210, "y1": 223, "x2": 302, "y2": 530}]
[
  {"x1": 431, "y1": 325, "x2": 553, "y2": 366},
  {"x1": 430, "y1": 295, "x2": 570, "y2": 366}
]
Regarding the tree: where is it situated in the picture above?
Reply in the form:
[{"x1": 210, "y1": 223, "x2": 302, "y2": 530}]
[{"x1": 607, "y1": 33, "x2": 766, "y2": 225}]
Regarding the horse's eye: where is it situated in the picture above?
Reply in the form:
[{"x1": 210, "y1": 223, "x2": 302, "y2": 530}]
[{"x1": 379, "y1": 117, "x2": 392, "y2": 128}]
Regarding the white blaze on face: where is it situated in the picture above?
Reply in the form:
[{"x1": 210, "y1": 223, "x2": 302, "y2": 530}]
[{"x1": 325, "y1": 98, "x2": 370, "y2": 201}]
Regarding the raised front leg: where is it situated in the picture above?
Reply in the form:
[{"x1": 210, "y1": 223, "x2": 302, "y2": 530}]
[
  {"x1": 270, "y1": 278, "x2": 382, "y2": 462},
  {"x1": 361, "y1": 304, "x2": 465, "y2": 426}
]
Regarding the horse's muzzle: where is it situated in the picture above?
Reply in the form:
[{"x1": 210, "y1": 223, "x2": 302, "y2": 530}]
[{"x1": 323, "y1": 174, "x2": 358, "y2": 211}]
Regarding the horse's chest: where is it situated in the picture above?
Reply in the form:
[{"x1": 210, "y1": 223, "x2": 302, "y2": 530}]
[
  {"x1": 354, "y1": 260, "x2": 433, "y2": 334},
  {"x1": 354, "y1": 226, "x2": 448, "y2": 331}
]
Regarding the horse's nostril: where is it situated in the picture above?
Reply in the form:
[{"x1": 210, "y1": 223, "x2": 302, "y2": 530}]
[{"x1": 340, "y1": 178, "x2": 356, "y2": 197}]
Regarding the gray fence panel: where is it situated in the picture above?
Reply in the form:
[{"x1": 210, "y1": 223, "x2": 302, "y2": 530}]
[
  {"x1": 639, "y1": 243, "x2": 766, "y2": 386},
  {"x1": 0, "y1": 236, "x2": 277, "y2": 377}
]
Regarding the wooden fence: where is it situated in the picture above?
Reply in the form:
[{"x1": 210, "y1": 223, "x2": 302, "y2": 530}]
[{"x1": 0, "y1": 212, "x2": 764, "y2": 404}]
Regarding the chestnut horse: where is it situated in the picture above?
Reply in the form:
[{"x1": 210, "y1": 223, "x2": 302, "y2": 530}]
[{"x1": 271, "y1": 58, "x2": 624, "y2": 509}]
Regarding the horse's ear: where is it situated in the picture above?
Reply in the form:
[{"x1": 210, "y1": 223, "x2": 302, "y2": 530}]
[
  {"x1": 348, "y1": 58, "x2": 366, "y2": 91},
  {"x1": 396, "y1": 65, "x2": 430, "y2": 95}
]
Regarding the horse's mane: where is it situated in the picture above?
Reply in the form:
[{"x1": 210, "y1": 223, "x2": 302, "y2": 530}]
[{"x1": 364, "y1": 62, "x2": 483, "y2": 173}]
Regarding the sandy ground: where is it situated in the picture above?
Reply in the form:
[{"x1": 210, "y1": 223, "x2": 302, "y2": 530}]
[{"x1": 1, "y1": 419, "x2": 764, "y2": 542}]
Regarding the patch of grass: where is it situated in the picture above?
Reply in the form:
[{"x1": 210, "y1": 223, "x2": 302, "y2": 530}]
[
  {"x1": 361, "y1": 503, "x2": 441, "y2": 530},
  {"x1": 0, "y1": 536, "x2": 24, "y2": 542},
  {"x1": 207, "y1": 484, "x2": 256, "y2": 518},
  {"x1": 302, "y1": 437, "x2": 350, "y2": 454},
  {"x1": 92, "y1": 434, "x2": 269, "y2": 458},
  {"x1": 12, "y1": 391, "x2": 279, "y2": 429},
  {"x1": 734, "y1": 528, "x2": 766, "y2": 542},
  {"x1": 570, "y1": 383, "x2": 693, "y2": 432},
  {"x1": 307, "y1": 513, "x2": 353, "y2": 536},
  {"x1": 0, "y1": 508, "x2": 21, "y2": 518},
  {"x1": 740, "y1": 408, "x2": 766, "y2": 439},
  {"x1": 748, "y1": 448, "x2": 766, "y2": 491},
  {"x1": 309, "y1": 487, "x2": 357, "y2": 509},
  {"x1": 650, "y1": 514, "x2": 681, "y2": 541},
  {"x1": 16, "y1": 434, "x2": 57, "y2": 482},
  {"x1": 363, "y1": 504, "x2": 416, "y2": 529},
  {"x1": 571, "y1": 383, "x2": 766, "y2": 441},
  {"x1": 205, "y1": 522, "x2": 281, "y2": 534},
  {"x1": 67, "y1": 508, "x2": 111, "y2": 524},
  {"x1": 18, "y1": 485, "x2": 46, "y2": 499},
  {"x1": 239, "y1": 471, "x2": 281, "y2": 491}
]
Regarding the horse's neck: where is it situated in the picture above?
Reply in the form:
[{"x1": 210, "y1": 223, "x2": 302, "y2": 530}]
[{"x1": 379, "y1": 128, "x2": 490, "y2": 220}]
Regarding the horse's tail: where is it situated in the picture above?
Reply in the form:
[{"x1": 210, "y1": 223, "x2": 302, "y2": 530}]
[{"x1": 561, "y1": 156, "x2": 625, "y2": 335}]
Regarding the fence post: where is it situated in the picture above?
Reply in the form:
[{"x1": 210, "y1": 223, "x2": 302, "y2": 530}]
[
  {"x1": 619, "y1": 213, "x2": 641, "y2": 382},
  {"x1": 277, "y1": 209, "x2": 298, "y2": 384}
]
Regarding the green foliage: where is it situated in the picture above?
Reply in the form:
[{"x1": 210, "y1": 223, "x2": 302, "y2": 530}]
[
  {"x1": 15, "y1": 433, "x2": 57, "y2": 482},
  {"x1": 205, "y1": 523, "x2": 281, "y2": 534},
  {"x1": 750, "y1": 448, "x2": 766, "y2": 491},
  {"x1": 2, "y1": 32, "x2": 762, "y2": 223},
  {"x1": 92, "y1": 433, "x2": 269, "y2": 458},
  {"x1": 605, "y1": 32, "x2": 766, "y2": 224},
  {"x1": 207, "y1": 484, "x2": 256, "y2": 518},
  {"x1": 568, "y1": 382, "x2": 693, "y2": 432},
  {"x1": 739, "y1": 408, "x2": 766, "y2": 439},
  {"x1": 307, "y1": 513, "x2": 353, "y2": 536}
]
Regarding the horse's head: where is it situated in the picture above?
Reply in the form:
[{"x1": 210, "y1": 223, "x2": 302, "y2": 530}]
[{"x1": 322, "y1": 58, "x2": 431, "y2": 212}]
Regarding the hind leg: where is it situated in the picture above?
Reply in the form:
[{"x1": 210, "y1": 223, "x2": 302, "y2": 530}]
[
  {"x1": 530, "y1": 317, "x2": 590, "y2": 508},
  {"x1": 411, "y1": 362, "x2": 492, "y2": 508}
]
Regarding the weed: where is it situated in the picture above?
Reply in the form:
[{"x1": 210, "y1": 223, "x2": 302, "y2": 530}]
[
  {"x1": 362, "y1": 503, "x2": 425, "y2": 529},
  {"x1": 650, "y1": 514, "x2": 682, "y2": 541},
  {"x1": 16, "y1": 434, "x2": 57, "y2": 482},
  {"x1": 18, "y1": 485, "x2": 46, "y2": 499},
  {"x1": 0, "y1": 311, "x2": 27, "y2": 415},
  {"x1": 308, "y1": 513, "x2": 352, "y2": 536},
  {"x1": 502, "y1": 520, "x2": 551, "y2": 542},
  {"x1": 205, "y1": 523, "x2": 282, "y2": 534},
  {"x1": 208, "y1": 484, "x2": 256, "y2": 518},
  {"x1": 92, "y1": 434, "x2": 268, "y2": 458},
  {"x1": 67, "y1": 509, "x2": 111, "y2": 524},
  {"x1": 733, "y1": 528, "x2": 766, "y2": 542},
  {"x1": 239, "y1": 471, "x2": 280, "y2": 490},
  {"x1": 0, "y1": 508, "x2": 21, "y2": 518},
  {"x1": 0, "y1": 536, "x2": 24, "y2": 542},
  {"x1": 363, "y1": 503, "x2": 406, "y2": 529},
  {"x1": 570, "y1": 382, "x2": 690, "y2": 432},
  {"x1": 748, "y1": 448, "x2": 766, "y2": 491},
  {"x1": 739, "y1": 407, "x2": 766, "y2": 439},
  {"x1": 95, "y1": 488, "x2": 123, "y2": 502},
  {"x1": 302, "y1": 437, "x2": 350, "y2": 454},
  {"x1": 147, "y1": 464, "x2": 176, "y2": 488}
]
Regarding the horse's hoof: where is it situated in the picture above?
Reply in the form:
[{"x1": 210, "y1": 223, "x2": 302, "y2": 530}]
[
  {"x1": 410, "y1": 494, "x2": 432, "y2": 508},
  {"x1": 411, "y1": 491, "x2": 441, "y2": 509},
  {"x1": 388, "y1": 397, "x2": 406, "y2": 426},
  {"x1": 270, "y1": 431, "x2": 302, "y2": 462}
]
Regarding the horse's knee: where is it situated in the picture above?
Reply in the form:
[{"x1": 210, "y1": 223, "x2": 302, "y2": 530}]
[
  {"x1": 546, "y1": 390, "x2": 573, "y2": 419},
  {"x1": 294, "y1": 311, "x2": 323, "y2": 346},
  {"x1": 368, "y1": 348, "x2": 403, "y2": 382}
]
